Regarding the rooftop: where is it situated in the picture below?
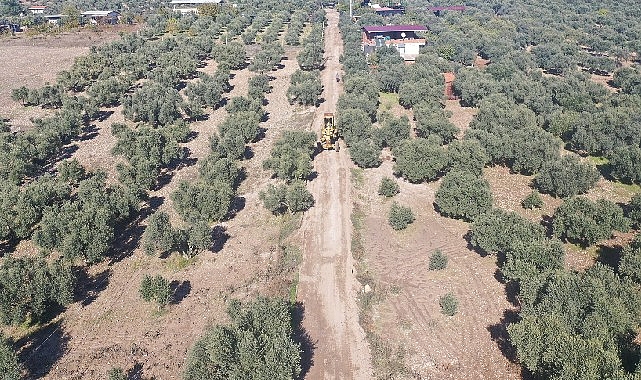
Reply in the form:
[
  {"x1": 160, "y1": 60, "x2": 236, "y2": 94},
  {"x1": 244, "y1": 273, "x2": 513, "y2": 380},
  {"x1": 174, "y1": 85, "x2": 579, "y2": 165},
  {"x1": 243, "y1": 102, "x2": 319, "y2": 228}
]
[
  {"x1": 170, "y1": 0, "x2": 223, "y2": 4},
  {"x1": 428, "y1": 5, "x2": 466, "y2": 11},
  {"x1": 28, "y1": 5, "x2": 47, "y2": 9},
  {"x1": 362, "y1": 25, "x2": 427, "y2": 33},
  {"x1": 81, "y1": 10, "x2": 119, "y2": 16}
]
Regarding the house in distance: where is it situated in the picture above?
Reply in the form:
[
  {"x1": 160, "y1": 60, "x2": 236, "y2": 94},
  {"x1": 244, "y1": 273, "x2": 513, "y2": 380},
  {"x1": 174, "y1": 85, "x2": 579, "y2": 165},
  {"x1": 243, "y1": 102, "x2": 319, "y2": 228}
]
[
  {"x1": 170, "y1": 0, "x2": 224, "y2": 14},
  {"x1": 361, "y1": 24, "x2": 427, "y2": 61},
  {"x1": 28, "y1": 5, "x2": 47, "y2": 14},
  {"x1": 81, "y1": 11, "x2": 120, "y2": 25}
]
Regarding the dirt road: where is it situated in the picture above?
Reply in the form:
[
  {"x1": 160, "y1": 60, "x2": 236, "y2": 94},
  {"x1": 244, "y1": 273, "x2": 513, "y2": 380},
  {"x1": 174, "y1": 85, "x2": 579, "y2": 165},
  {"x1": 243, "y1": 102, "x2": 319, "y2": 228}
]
[{"x1": 297, "y1": 9, "x2": 373, "y2": 379}]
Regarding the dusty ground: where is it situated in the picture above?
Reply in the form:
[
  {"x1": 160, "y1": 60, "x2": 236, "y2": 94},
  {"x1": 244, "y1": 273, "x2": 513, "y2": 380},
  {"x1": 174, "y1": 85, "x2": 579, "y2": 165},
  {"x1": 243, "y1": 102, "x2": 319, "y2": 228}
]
[
  {"x1": 357, "y1": 162, "x2": 521, "y2": 379},
  {"x1": 0, "y1": 28, "x2": 129, "y2": 131},
  {"x1": 2, "y1": 26, "x2": 319, "y2": 379},
  {"x1": 296, "y1": 9, "x2": 373, "y2": 379},
  {"x1": 444, "y1": 100, "x2": 477, "y2": 138}
]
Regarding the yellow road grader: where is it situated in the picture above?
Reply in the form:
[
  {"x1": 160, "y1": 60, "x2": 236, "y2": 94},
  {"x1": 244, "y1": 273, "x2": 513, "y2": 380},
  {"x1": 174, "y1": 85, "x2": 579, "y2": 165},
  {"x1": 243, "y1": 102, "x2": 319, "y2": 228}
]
[{"x1": 320, "y1": 113, "x2": 340, "y2": 151}]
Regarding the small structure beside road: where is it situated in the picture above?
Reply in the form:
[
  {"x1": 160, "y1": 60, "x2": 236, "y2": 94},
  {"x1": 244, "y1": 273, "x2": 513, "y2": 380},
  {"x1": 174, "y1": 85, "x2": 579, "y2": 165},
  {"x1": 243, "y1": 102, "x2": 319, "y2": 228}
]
[
  {"x1": 361, "y1": 24, "x2": 427, "y2": 61},
  {"x1": 81, "y1": 10, "x2": 120, "y2": 25}
]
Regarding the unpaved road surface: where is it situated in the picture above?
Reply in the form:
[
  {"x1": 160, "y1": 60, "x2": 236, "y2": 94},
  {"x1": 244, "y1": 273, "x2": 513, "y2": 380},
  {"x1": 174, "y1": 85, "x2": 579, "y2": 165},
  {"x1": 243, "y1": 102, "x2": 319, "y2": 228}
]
[{"x1": 297, "y1": 9, "x2": 373, "y2": 379}]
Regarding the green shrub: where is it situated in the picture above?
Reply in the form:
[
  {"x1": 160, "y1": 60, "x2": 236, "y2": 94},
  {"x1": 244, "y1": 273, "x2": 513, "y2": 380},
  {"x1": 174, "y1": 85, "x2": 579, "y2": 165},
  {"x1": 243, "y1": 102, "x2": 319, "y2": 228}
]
[
  {"x1": 619, "y1": 236, "x2": 641, "y2": 283},
  {"x1": 553, "y1": 197, "x2": 629, "y2": 247},
  {"x1": 142, "y1": 211, "x2": 175, "y2": 256},
  {"x1": 534, "y1": 156, "x2": 599, "y2": 198},
  {"x1": 107, "y1": 367, "x2": 126, "y2": 380},
  {"x1": 627, "y1": 193, "x2": 641, "y2": 229},
  {"x1": 393, "y1": 138, "x2": 447, "y2": 183},
  {"x1": 378, "y1": 177, "x2": 400, "y2": 197},
  {"x1": 522, "y1": 191, "x2": 544, "y2": 209},
  {"x1": 184, "y1": 297, "x2": 301, "y2": 380},
  {"x1": 429, "y1": 250, "x2": 448, "y2": 270},
  {"x1": 434, "y1": 170, "x2": 492, "y2": 221},
  {"x1": 349, "y1": 139, "x2": 382, "y2": 168},
  {"x1": 439, "y1": 293, "x2": 458, "y2": 316},
  {"x1": 140, "y1": 274, "x2": 171, "y2": 307},
  {"x1": 0, "y1": 334, "x2": 20, "y2": 380},
  {"x1": 388, "y1": 202, "x2": 415, "y2": 230},
  {"x1": 260, "y1": 181, "x2": 315, "y2": 215}
]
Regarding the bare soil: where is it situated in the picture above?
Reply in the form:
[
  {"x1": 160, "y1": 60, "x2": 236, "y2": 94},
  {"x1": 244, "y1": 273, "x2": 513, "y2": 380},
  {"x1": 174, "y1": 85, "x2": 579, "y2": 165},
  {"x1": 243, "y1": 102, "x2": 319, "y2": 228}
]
[
  {"x1": 357, "y1": 161, "x2": 521, "y2": 379},
  {"x1": 2, "y1": 28, "x2": 319, "y2": 379},
  {"x1": 352, "y1": 70, "x2": 521, "y2": 378},
  {"x1": 0, "y1": 28, "x2": 129, "y2": 131},
  {"x1": 295, "y1": 9, "x2": 373, "y2": 379},
  {"x1": 444, "y1": 100, "x2": 477, "y2": 138}
]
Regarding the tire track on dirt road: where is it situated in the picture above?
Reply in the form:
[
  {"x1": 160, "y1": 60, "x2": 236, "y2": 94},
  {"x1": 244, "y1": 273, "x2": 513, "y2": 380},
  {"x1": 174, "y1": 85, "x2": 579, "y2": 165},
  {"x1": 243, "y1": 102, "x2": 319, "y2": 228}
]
[{"x1": 297, "y1": 9, "x2": 373, "y2": 380}]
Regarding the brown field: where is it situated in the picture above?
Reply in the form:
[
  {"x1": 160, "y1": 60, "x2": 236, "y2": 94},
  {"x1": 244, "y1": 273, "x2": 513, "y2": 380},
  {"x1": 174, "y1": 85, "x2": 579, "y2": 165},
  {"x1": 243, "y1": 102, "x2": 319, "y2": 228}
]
[
  {"x1": 2, "y1": 11, "x2": 639, "y2": 380},
  {"x1": 0, "y1": 25, "x2": 321, "y2": 380},
  {"x1": 0, "y1": 28, "x2": 130, "y2": 131},
  {"x1": 353, "y1": 103, "x2": 522, "y2": 378}
]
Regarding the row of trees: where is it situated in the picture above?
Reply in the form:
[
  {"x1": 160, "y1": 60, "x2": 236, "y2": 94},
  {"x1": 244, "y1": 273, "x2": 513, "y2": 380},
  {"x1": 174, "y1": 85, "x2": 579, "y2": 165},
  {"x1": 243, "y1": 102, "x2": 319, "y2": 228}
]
[
  {"x1": 2, "y1": 2, "x2": 315, "y2": 376},
  {"x1": 343, "y1": 3, "x2": 641, "y2": 378},
  {"x1": 465, "y1": 204, "x2": 641, "y2": 378},
  {"x1": 287, "y1": 18, "x2": 324, "y2": 106},
  {"x1": 261, "y1": 131, "x2": 316, "y2": 215},
  {"x1": 185, "y1": 297, "x2": 302, "y2": 379}
]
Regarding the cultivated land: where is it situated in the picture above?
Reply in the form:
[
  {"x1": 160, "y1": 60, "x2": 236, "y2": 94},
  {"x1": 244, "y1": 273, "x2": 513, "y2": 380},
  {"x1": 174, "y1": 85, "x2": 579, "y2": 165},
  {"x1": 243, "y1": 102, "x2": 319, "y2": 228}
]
[
  {"x1": 1, "y1": 25, "x2": 319, "y2": 379},
  {"x1": 2, "y1": 4, "x2": 641, "y2": 380}
]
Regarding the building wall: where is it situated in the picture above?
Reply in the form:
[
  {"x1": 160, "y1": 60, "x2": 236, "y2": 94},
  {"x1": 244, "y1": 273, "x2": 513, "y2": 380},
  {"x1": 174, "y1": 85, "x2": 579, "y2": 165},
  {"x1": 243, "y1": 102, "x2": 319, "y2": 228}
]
[{"x1": 403, "y1": 43, "x2": 421, "y2": 56}]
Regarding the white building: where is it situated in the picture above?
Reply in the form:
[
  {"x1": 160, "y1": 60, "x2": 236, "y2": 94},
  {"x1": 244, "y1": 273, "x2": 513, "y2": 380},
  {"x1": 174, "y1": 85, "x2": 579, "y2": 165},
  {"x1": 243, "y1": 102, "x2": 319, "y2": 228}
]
[
  {"x1": 28, "y1": 5, "x2": 47, "y2": 14},
  {"x1": 81, "y1": 10, "x2": 120, "y2": 24},
  {"x1": 44, "y1": 14, "x2": 65, "y2": 24},
  {"x1": 170, "y1": 0, "x2": 224, "y2": 14},
  {"x1": 361, "y1": 25, "x2": 428, "y2": 61}
]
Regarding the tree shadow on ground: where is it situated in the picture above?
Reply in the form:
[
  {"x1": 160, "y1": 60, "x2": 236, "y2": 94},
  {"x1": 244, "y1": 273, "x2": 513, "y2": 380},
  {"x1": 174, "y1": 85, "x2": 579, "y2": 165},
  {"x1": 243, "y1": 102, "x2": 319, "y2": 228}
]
[
  {"x1": 291, "y1": 301, "x2": 315, "y2": 380},
  {"x1": 493, "y1": 268, "x2": 520, "y2": 307},
  {"x1": 18, "y1": 320, "x2": 70, "y2": 378},
  {"x1": 96, "y1": 110, "x2": 114, "y2": 122},
  {"x1": 169, "y1": 280, "x2": 191, "y2": 305},
  {"x1": 487, "y1": 308, "x2": 519, "y2": 364},
  {"x1": 596, "y1": 244, "x2": 623, "y2": 271},
  {"x1": 224, "y1": 196, "x2": 246, "y2": 221},
  {"x1": 127, "y1": 361, "x2": 145, "y2": 380},
  {"x1": 541, "y1": 214, "x2": 555, "y2": 239},
  {"x1": 74, "y1": 267, "x2": 111, "y2": 307},
  {"x1": 211, "y1": 225, "x2": 230, "y2": 253},
  {"x1": 243, "y1": 146, "x2": 254, "y2": 160},
  {"x1": 254, "y1": 126, "x2": 268, "y2": 141},
  {"x1": 110, "y1": 196, "x2": 164, "y2": 263},
  {"x1": 0, "y1": 237, "x2": 20, "y2": 257},
  {"x1": 79, "y1": 123, "x2": 100, "y2": 141},
  {"x1": 463, "y1": 230, "x2": 489, "y2": 257}
]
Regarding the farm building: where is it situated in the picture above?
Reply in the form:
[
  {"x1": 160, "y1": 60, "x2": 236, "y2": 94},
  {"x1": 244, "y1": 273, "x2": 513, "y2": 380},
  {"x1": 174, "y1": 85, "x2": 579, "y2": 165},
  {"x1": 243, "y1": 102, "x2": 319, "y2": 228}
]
[
  {"x1": 361, "y1": 24, "x2": 427, "y2": 61},
  {"x1": 81, "y1": 11, "x2": 120, "y2": 25},
  {"x1": 28, "y1": 5, "x2": 47, "y2": 14},
  {"x1": 170, "y1": 0, "x2": 224, "y2": 14},
  {"x1": 373, "y1": 6, "x2": 405, "y2": 17},
  {"x1": 44, "y1": 14, "x2": 65, "y2": 24},
  {"x1": 428, "y1": 5, "x2": 466, "y2": 16}
]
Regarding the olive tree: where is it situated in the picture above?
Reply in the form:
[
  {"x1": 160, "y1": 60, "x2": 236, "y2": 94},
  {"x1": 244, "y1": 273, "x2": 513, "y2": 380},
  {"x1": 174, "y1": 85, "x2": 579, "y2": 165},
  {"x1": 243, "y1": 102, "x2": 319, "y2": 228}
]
[
  {"x1": 393, "y1": 138, "x2": 447, "y2": 183},
  {"x1": 434, "y1": 170, "x2": 492, "y2": 221}
]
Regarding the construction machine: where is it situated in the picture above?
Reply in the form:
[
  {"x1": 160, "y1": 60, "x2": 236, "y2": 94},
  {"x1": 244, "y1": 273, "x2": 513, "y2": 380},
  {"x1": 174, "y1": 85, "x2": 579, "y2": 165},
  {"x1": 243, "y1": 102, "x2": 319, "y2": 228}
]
[{"x1": 320, "y1": 113, "x2": 340, "y2": 151}]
